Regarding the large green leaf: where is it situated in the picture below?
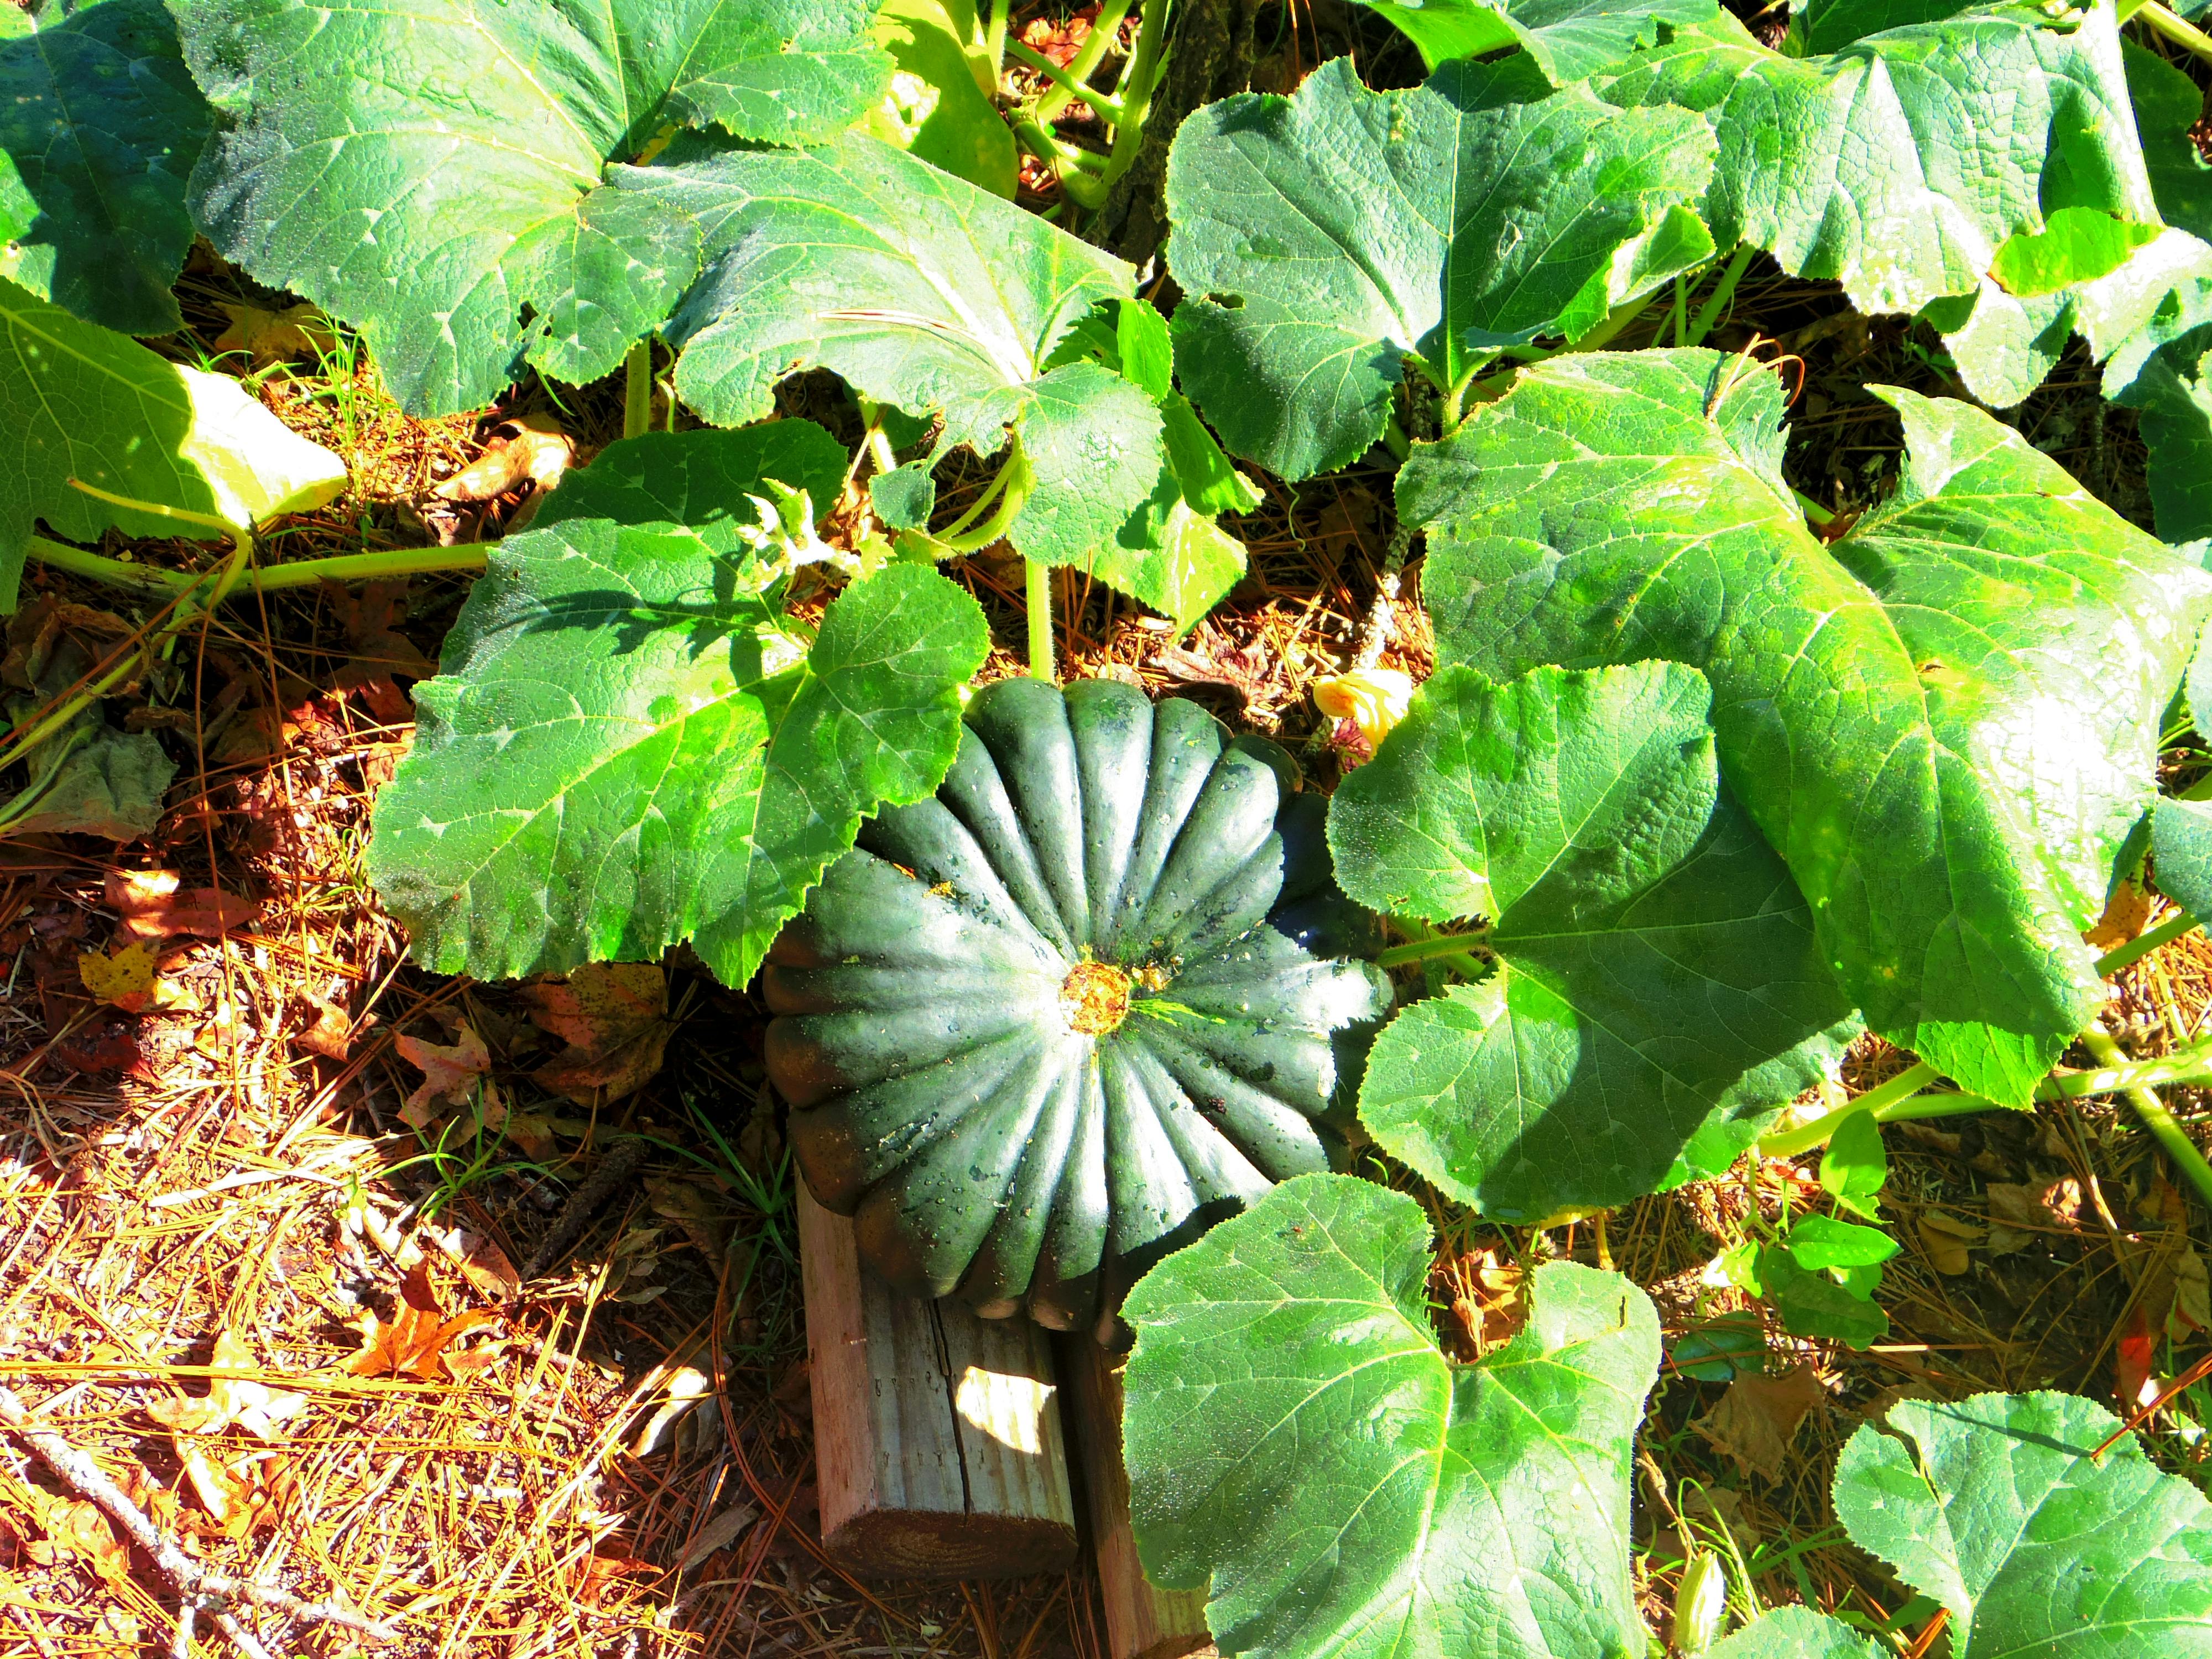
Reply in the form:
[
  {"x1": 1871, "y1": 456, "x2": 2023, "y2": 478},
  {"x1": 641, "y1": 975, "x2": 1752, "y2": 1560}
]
[
  {"x1": 1345, "y1": 0, "x2": 1719, "y2": 82},
  {"x1": 1164, "y1": 55, "x2": 1715, "y2": 479},
  {"x1": 1122, "y1": 1173, "x2": 1659, "y2": 1659},
  {"x1": 1401, "y1": 347, "x2": 2212, "y2": 1108},
  {"x1": 2, "y1": 630, "x2": 173, "y2": 839},
  {"x1": 1595, "y1": 2, "x2": 2166, "y2": 403},
  {"x1": 625, "y1": 137, "x2": 1183, "y2": 594},
  {"x1": 2126, "y1": 39, "x2": 2212, "y2": 246},
  {"x1": 0, "y1": 276, "x2": 347, "y2": 611},
  {"x1": 367, "y1": 423, "x2": 990, "y2": 987},
  {"x1": 0, "y1": 0, "x2": 211, "y2": 335},
  {"x1": 1833, "y1": 1392, "x2": 2212, "y2": 1657},
  {"x1": 178, "y1": 0, "x2": 890, "y2": 413},
  {"x1": 1328, "y1": 661, "x2": 1856, "y2": 1223},
  {"x1": 2121, "y1": 321, "x2": 2212, "y2": 542},
  {"x1": 862, "y1": 0, "x2": 1015, "y2": 196}
]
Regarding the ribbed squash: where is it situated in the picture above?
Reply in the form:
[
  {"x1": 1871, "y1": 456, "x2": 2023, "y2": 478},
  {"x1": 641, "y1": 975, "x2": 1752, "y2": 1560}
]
[{"x1": 764, "y1": 677, "x2": 1391, "y2": 1335}]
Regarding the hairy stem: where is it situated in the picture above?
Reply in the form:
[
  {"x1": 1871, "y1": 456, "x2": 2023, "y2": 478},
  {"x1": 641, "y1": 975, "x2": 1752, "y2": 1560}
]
[
  {"x1": 623, "y1": 338, "x2": 653, "y2": 440},
  {"x1": 1026, "y1": 556, "x2": 1055, "y2": 682},
  {"x1": 1683, "y1": 245, "x2": 1755, "y2": 349},
  {"x1": 2095, "y1": 909, "x2": 2199, "y2": 977},
  {"x1": 1032, "y1": 0, "x2": 1134, "y2": 124},
  {"x1": 2080, "y1": 1024, "x2": 2212, "y2": 1212},
  {"x1": 29, "y1": 534, "x2": 491, "y2": 599},
  {"x1": 2138, "y1": 0, "x2": 2212, "y2": 64},
  {"x1": 1008, "y1": 38, "x2": 1126, "y2": 119}
]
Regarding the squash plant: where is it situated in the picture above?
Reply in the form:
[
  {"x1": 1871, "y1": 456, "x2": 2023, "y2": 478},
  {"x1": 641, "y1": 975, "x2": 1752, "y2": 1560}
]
[
  {"x1": 763, "y1": 677, "x2": 1391, "y2": 1334},
  {"x1": 13, "y1": 0, "x2": 2212, "y2": 1647}
]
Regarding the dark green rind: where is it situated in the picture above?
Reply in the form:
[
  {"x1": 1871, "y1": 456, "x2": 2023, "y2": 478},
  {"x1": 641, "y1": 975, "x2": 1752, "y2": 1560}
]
[{"x1": 765, "y1": 679, "x2": 1390, "y2": 1336}]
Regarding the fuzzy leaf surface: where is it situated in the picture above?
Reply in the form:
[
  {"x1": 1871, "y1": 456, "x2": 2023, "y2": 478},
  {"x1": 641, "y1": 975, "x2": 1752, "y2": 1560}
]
[
  {"x1": 0, "y1": 0, "x2": 210, "y2": 335},
  {"x1": 1596, "y1": 3, "x2": 2164, "y2": 400},
  {"x1": 0, "y1": 276, "x2": 346, "y2": 611},
  {"x1": 628, "y1": 137, "x2": 1166, "y2": 576},
  {"x1": 1402, "y1": 347, "x2": 2212, "y2": 1108},
  {"x1": 1165, "y1": 55, "x2": 1714, "y2": 478},
  {"x1": 1122, "y1": 1173, "x2": 1658, "y2": 1659},
  {"x1": 1345, "y1": 0, "x2": 1719, "y2": 82},
  {"x1": 1833, "y1": 1391, "x2": 2212, "y2": 1657},
  {"x1": 1329, "y1": 662, "x2": 1855, "y2": 1222},
  {"x1": 368, "y1": 424, "x2": 989, "y2": 987},
  {"x1": 179, "y1": 0, "x2": 890, "y2": 413},
  {"x1": 1708, "y1": 1608, "x2": 1883, "y2": 1659}
]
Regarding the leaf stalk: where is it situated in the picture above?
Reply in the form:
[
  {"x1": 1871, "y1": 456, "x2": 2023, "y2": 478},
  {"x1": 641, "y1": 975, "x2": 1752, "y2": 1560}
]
[
  {"x1": 1683, "y1": 245, "x2": 1755, "y2": 350},
  {"x1": 1025, "y1": 556, "x2": 1055, "y2": 682},
  {"x1": 27, "y1": 534, "x2": 492, "y2": 599},
  {"x1": 623, "y1": 338, "x2": 653, "y2": 440},
  {"x1": 2138, "y1": 0, "x2": 2212, "y2": 64}
]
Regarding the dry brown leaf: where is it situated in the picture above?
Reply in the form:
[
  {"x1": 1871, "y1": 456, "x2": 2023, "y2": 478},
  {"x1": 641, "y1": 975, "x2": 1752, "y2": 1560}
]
[
  {"x1": 434, "y1": 1224, "x2": 523, "y2": 1300},
  {"x1": 77, "y1": 940, "x2": 156, "y2": 1009},
  {"x1": 343, "y1": 1263, "x2": 501, "y2": 1381},
  {"x1": 31, "y1": 1499, "x2": 128, "y2": 1586},
  {"x1": 1919, "y1": 1210, "x2": 1983, "y2": 1274},
  {"x1": 648, "y1": 1178, "x2": 731, "y2": 1259},
  {"x1": 434, "y1": 415, "x2": 573, "y2": 503},
  {"x1": 394, "y1": 1024, "x2": 491, "y2": 1126},
  {"x1": 2085, "y1": 877, "x2": 2157, "y2": 950},
  {"x1": 103, "y1": 869, "x2": 260, "y2": 940},
  {"x1": 1985, "y1": 1178, "x2": 2084, "y2": 1251},
  {"x1": 294, "y1": 993, "x2": 354, "y2": 1060},
  {"x1": 212, "y1": 300, "x2": 337, "y2": 365},
  {"x1": 1698, "y1": 1365, "x2": 1827, "y2": 1480},
  {"x1": 477, "y1": 1086, "x2": 560, "y2": 1159},
  {"x1": 148, "y1": 1329, "x2": 310, "y2": 1439},
  {"x1": 521, "y1": 961, "x2": 672, "y2": 1104}
]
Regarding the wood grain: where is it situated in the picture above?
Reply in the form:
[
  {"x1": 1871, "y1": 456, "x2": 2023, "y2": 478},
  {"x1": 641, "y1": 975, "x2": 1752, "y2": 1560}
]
[
  {"x1": 1058, "y1": 1334, "x2": 1215, "y2": 1659},
  {"x1": 799, "y1": 1188, "x2": 1077, "y2": 1579}
]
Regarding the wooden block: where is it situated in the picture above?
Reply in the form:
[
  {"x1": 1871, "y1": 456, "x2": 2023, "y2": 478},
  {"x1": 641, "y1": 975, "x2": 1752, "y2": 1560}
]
[
  {"x1": 798, "y1": 1187, "x2": 1077, "y2": 1579},
  {"x1": 1058, "y1": 1334, "x2": 1215, "y2": 1659}
]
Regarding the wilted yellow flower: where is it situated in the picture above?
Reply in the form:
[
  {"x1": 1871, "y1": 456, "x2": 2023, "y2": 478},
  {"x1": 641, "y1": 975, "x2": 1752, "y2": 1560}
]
[{"x1": 1312, "y1": 667, "x2": 1415, "y2": 748}]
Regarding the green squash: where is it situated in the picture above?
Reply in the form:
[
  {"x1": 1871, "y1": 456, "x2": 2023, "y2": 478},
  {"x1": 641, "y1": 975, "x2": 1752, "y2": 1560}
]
[{"x1": 765, "y1": 676, "x2": 1392, "y2": 1335}]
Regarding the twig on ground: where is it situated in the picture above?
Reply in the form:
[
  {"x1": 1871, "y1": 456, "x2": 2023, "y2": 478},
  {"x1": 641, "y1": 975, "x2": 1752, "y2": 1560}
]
[{"x1": 0, "y1": 1384, "x2": 402, "y2": 1648}]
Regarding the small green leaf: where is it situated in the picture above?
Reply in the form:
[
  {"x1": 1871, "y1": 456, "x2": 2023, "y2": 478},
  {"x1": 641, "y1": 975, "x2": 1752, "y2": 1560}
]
[
  {"x1": 1820, "y1": 1108, "x2": 1886, "y2": 1220},
  {"x1": 0, "y1": 277, "x2": 347, "y2": 611},
  {"x1": 1758, "y1": 1246, "x2": 1888, "y2": 1348},
  {"x1": 1123, "y1": 1172, "x2": 1659, "y2": 1659},
  {"x1": 0, "y1": 631, "x2": 174, "y2": 841},
  {"x1": 1784, "y1": 1215, "x2": 1898, "y2": 1272},
  {"x1": 863, "y1": 0, "x2": 1015, "y2": 196},
  {"x1": 1991, "y1": 207, "x2": 2162, "y2": 298},
  {"x1": 2121, "y1": 323, "x2": 2212, "y2": 544},
  {"x1": 1708, "y1": 1607, "x2": 1883, "y2": 1659},
  {"x1": 368, "y1": 424, "x2": 990, "y2": 988},
  {"x1": 1330, "y1": 660, "x2": 1856, "y2": 1222},
  {"x1": 1833, "y1": 1392, "x2": 2212, "y2": 1657},
  {"x1": 869, "y1": 462, "x2": 937, "y2": 532},
  {"x1": 1406, "y1": 347, "x2": 2212, "y2": 1108},
  {"x1": 1166, "y1": 55, "x2": 1715, "y2": 478},
  {"x1": 1669, "y1": 1314, "x2": 1767, "y2": 1382},
  {"x1": 0, "y1": 0, "x2": 212, "y2": 335}
]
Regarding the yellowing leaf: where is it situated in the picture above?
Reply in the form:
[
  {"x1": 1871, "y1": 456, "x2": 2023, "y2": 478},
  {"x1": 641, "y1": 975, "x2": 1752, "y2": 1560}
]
[
  {"x1": 77, "y1": 941, "x2": 156, "y2": 1006},
  {"x1": 212, "y1": 300, "x2": 338, "y2": 366}
]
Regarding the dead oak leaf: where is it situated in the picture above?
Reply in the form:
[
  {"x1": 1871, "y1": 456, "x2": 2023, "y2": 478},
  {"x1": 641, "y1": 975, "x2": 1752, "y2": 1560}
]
[
  {"x1": 343, "y1": 1264, "x2": 500, "y2": 1382},
  {"x1": 1698, "y1": 1365, "x2": 1828, "y2": 1481},
  {"x1": 103, "y1": 869, "x2": 259, "y2": 940},
  {"x1": 147, "y1": 1329, "x2": 310, "y2": 1440},
  {"x1": 520, "y1": 961, "x2": 672, "y2": 1105},
  {"x1": 435, "y1": 415, "x2": 573, "y2": 507},
  {"x1": 395, "y1": 1024, "x2": 491, "y2": 1126}
]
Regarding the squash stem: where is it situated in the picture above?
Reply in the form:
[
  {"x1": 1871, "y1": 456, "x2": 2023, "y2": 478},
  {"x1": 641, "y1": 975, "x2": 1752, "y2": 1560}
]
[
  {"x1": 28, "y1": 533, "x2": 491, "y2": 599},
  {"x1": 1006, "y1": 39, "x2": 1126, "y2": 121},
  {"x1": 1683, "y1": 244, "x2": 1755, "y2": 349},
  {"x1": 1025, "y1": 557, "x2": 1055, "y2": 682},
  {"x1": 2096, "y1": 910, "x2": 2199, "y2": 976},
  {"x1": 2139, "y1": 1, "x2": 2212, "y2": 64},
  {"x1": 2080, "y1": 1024, "x2": 2212, "y2": 1213},
  {"x1": 623, "y1": 339, "x2": 653, "y2": 440}
]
